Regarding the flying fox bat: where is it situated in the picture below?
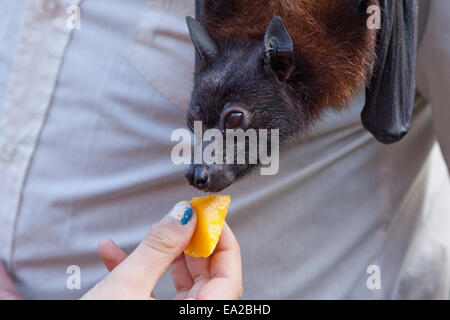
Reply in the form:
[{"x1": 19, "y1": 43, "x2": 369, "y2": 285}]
[{"x1": 185, "y1": 0, "x2": 418, "y2": 192}]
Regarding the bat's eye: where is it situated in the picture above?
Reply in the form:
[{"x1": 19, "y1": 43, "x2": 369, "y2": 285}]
[{"x1": 225, "y1": 112, "x2": 244, "y2": 129}]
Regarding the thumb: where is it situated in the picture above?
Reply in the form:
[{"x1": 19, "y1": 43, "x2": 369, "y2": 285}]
[{"x1": 111, "y1": 201, "x2": 196, "y2": 294}]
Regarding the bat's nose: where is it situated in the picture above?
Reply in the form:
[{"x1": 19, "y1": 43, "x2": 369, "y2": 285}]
[{"x1": 185, "y1": 165, "x2": 210, "y2": 190}]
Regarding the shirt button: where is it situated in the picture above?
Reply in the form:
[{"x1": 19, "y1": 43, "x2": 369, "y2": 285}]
[{"x1": 42, "y1": 0, "x2": 62, "y2": 18}]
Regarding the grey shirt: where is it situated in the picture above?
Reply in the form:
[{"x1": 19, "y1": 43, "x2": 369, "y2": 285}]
[{"x1": 0, "y1": 0, "x2": 448, "y2": 299}]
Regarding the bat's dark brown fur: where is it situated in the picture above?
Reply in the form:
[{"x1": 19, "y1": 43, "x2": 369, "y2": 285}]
[{"x1": 203, "y1": 0, "x2": 378, "y2": 116}]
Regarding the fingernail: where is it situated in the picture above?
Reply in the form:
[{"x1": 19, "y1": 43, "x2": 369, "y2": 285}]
[{"x1": 169, "y1": 201, "x2": 193, "y2": 225}]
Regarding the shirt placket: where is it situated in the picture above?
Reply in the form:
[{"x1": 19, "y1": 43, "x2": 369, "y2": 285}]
[{"x1": 0, "y1": 0, "x2": 81, "y2": 267}]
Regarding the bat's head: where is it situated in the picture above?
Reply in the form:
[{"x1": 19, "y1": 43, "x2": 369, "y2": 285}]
[
  {"x1": 185, "y1": 17, "x2": 304, "y2": 192},
  {"x1": 184, "y1": 0, "x2": 418, "y2": 192}
]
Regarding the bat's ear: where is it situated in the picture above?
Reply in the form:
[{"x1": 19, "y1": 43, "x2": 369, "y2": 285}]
[
  {"x1": 186, "y1": 16, "x2": 218, "y2": 64},
  {"x1": 361, "y1": 0, "x2": 418, "y2": 144},
  {"x1": 264, "y1": 16, "x2": 295, "y2": 81}
]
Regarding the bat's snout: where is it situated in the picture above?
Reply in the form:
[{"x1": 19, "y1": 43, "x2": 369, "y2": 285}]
[
  {"x1": 185, "y1": 164, "x2": 210, "y2": 190},
  {"x1": 185, "y1": 164, "x2": 235, "y2": 193}
]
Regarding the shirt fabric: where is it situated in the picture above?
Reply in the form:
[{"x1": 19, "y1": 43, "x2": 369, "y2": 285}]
[{"x1": 0, "y1": 0, "x2": 449, "y2": 300}]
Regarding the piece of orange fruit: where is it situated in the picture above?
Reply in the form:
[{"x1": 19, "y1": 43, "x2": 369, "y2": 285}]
[{"x1": 184, "y1": 195, "x2": 231, "y2": 258}]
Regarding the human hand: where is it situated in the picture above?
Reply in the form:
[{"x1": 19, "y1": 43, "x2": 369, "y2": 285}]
[{"x1": 82, "y1": 201, "x2": 242, "y2": 300}]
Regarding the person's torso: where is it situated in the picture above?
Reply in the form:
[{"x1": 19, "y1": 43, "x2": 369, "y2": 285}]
[{"x1": 0, "y1": 0, "x2": 448, "y2": 299}]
